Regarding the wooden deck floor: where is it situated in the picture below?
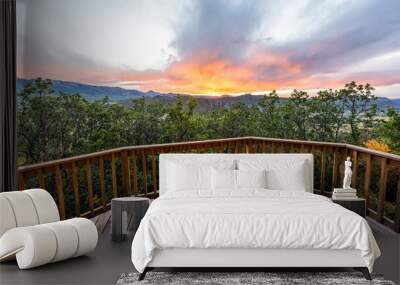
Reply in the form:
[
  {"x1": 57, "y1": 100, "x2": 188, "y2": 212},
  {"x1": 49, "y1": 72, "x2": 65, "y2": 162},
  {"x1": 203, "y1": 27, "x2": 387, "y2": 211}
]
[
  {"x1": 1, "y1": 211, "x2": 399, "y2": 285},
  {"x1": 91, "y1": 210, "x2": 112, "y2": 235}
]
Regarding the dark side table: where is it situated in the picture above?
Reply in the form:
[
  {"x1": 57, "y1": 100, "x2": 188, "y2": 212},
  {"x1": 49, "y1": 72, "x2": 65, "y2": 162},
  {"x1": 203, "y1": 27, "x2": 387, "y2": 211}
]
[
  {"x1": 111, "y1": 197, "x2": 150, "y2": 241},
  {"x1": 332, "y1": 198, "x2": 366, "y2": 218}
]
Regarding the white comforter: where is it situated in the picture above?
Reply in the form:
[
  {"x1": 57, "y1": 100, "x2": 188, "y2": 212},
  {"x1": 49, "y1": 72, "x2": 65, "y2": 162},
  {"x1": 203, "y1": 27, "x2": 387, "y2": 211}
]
[{"x1": 131, "y1": 190, "x2": 380, "y2": 272}]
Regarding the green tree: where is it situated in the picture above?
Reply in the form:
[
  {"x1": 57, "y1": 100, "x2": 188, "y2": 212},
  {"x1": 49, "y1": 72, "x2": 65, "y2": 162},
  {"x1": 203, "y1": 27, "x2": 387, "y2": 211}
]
[
  {"x1": 284, "y1": 90, "x2": 311, "y2": 139},
  {"x1": 207, "y1": 103, "x2": 257, "y2": 138},
  {"x1": 379, "y1": 108, "x2": 400, "y2": 154},
  {"x1": 163, "y1": 96, "x2": 199, "y2": 142},
  {"x1": 17, "y1": 78, "x2": 78, "y2": 163},
  {"x1": 256, "y1": 90, "x2": 285, "y2": 138},
  {"x1": 123, "y1": 98, "x2": 166, "y2": 146},
  {"x1": 309, "y1": 89, "x2": 346, "y2": 142},
  {"x1": 340, "y1": 81, "x2": 377, "y2": 144}
]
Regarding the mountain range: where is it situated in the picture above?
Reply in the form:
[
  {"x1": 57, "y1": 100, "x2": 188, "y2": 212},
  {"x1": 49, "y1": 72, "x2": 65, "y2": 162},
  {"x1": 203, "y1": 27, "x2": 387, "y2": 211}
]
[{"x1": 17, "y1": 78, "x2": 400, "y2": 112}]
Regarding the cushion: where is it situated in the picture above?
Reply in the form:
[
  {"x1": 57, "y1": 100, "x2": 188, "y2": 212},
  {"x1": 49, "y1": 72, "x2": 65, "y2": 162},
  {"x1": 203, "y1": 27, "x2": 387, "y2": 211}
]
[
  {"x1": 211, "y1": 168, "x2": 237, "y2": 190},
  {"x1": 0, "y1": 189, "x2": 60, "y2": 238},
  {"x1": 0, "y1": 196, "x2": 17, "y2": 237},
  {"x1": 0, "y1": 191, "x2": 39, "y2": 227},
  {"x1": 238, "y1": 159, "x2": 307, "y2": 191},
  {"x1": 265, "y1": 162, "x2": 307, "y2": 191},
  {"x1": 65, "y1": 218, "x2": 98, "y2": 257},
  {"x1": 167, "y1": 163, "x2": 212, "y2": 191},
  {"x1": 24, "y1": 189, "x2": 60, "y2": 224},
  {"x1": 42, "y1": 221, "x2": 79, "y2": 262},
  {"x1": 236, "y1": 169, "x2": 267, "y2": 189}
]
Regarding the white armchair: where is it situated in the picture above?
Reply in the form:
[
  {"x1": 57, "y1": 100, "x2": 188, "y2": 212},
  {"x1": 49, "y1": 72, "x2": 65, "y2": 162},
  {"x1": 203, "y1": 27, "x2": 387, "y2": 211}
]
[{"x1": 0, "y1": 189, "x2": 98, "y2": 269}]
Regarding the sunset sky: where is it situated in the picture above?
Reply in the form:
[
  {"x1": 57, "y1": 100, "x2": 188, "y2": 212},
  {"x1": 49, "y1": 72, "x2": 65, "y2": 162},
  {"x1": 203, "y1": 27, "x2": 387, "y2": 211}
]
[{"x1": 16, "y1": 0, "x2": 400, "y2": 97}]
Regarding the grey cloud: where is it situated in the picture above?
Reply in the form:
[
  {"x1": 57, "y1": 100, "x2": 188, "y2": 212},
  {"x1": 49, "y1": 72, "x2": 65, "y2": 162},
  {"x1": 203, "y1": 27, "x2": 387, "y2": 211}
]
[
  {"x1": 171, "y1": 0, "x2": 265, "y2": 61},
  {"x1": 285, "y1": 0, "x2": 400, "y2": 75}
]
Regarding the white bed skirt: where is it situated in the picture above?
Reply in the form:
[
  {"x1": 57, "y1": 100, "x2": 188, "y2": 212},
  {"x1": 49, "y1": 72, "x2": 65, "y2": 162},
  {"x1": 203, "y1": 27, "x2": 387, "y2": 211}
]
[{"x1": 148, "y1": 248, "x2": 366, "y2": 268}]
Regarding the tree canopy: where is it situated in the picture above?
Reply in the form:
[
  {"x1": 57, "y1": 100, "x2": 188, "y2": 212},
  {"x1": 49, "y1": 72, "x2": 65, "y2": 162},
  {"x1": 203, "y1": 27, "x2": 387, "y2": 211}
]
[{"x1": 17, "y1": 78, "x2": 398, "y2": 165}]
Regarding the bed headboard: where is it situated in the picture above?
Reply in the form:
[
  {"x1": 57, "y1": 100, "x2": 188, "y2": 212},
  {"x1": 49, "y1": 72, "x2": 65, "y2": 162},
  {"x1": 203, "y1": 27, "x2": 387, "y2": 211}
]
[{"x1": 159, "y1": 153, "x2": 314, "y2": 195}]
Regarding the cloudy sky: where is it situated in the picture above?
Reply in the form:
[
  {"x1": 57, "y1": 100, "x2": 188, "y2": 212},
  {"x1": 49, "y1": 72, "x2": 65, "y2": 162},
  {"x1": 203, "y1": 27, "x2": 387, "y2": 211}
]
[{"x1": 17, "y1": 0, "x2": 400, "y2": 97}]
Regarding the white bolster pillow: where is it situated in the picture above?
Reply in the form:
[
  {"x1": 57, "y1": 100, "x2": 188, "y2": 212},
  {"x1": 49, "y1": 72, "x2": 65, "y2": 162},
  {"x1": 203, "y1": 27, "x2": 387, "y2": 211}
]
[
  {"x1": 24, "y1": 189, "x2": 60, "y2": 223},
  {"x1": 0, "y1": 218, "x2": 98, "y2": 269},
  {"x1": 0, "y1": 226, "x2": 57, "y2": 269},
  {"x1": 0, "y1": 196, "x2": 17, "y2": 237},
  {"x1": 65, "y1": 218, "x2": 98, "y2": 257}
]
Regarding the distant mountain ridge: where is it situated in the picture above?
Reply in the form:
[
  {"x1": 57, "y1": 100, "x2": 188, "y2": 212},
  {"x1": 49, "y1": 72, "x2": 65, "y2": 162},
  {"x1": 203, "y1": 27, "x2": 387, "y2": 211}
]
[
  {"x1": 17, "y1": 78, "x2": 154, "y2": 101},
  {"x1": 17, "y1": 78, "x2": 400, "y2": 111}
]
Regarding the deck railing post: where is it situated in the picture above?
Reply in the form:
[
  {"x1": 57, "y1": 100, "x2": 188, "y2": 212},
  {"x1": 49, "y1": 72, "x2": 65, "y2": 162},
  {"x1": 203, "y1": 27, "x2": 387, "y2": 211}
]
[
  {"x1": 111, "y1": 153, "x2": 118, "y2": 197},
  {"x1": 86, "y1": 159, "x2": 94, "y2": 217},
  {"x1": 121, "y1": 150, "x2": 131, "y2": 196},
  {"x1": 332, "y1": 147, "x2": 339, "y2": 189},
  {"x1": 151, "y1": 149, "x2": 158, "y2": 197},
  {"x1": 141, "y1": 150, "x2": 148, "y2": 196},
  {"x1": 98, "y1": 157, "x2": 107, "y2": 210},
  {"x1": 37, "y1": 169, "x2": 45, "y2": 189},
  {"x1": 18, "y1": 173, "x2": 25, "y2": 190},
  {"x1": 55, "y1": 165, "x2": 66, "y2": 220},
  {"x1": 71, "y1": 161, "x2": 80, "y2": 216},
  {"x1": 363, "y1": 154, "x2": 372, "y2": 207},
  {"x1": 320, "y1": 146, "x2": 327, "y2": 195},
  {"x1": 395, "y1": 175, "x2": 400, "y2": 232},
  {"x1": 377, "y1": 157, "x2": 388, "y2": 222},
  {"x1": 131, "y1": 150, "x2": 139, "y2": 195},
  {"x1": 351, "y1": 150, "x2": 359, "y2": 189},
  {"x1": 280, "y1": 142, "x2": 285, "y2": 153},
  {"x1": 338, "y1": 147, "x2": 346, "y2": 187},
  {"x1": 261, "y1": 141, "x2": 267, "y2": 153},
  {"x1": 234, "y1": 141, "x2": 240, "y2": 153}
]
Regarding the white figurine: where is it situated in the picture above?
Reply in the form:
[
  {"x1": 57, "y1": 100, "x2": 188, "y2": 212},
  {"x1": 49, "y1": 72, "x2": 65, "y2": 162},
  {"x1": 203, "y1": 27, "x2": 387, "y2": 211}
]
[{"x1": 343, "y1": 156, "x2": 352, "y2": 189}]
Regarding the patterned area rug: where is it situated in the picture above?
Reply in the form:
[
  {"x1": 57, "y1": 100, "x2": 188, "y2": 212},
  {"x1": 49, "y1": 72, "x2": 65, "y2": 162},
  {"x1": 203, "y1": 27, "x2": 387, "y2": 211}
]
[{"x1": 116, "y1": 271, "x2": 395, "y2": 285}]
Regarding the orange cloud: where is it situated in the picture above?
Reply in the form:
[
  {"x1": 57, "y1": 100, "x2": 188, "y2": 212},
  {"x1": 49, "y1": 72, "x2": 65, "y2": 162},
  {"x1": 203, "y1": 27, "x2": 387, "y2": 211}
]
[{"x1": 137, "y1": 49, "x2": 305, "y2": 95}]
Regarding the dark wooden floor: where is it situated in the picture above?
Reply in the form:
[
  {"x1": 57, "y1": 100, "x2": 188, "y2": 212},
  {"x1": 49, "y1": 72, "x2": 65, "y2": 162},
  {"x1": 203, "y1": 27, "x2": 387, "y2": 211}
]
[{"x1": 1, "y1": 212, "x2": 399, "y2": 285}]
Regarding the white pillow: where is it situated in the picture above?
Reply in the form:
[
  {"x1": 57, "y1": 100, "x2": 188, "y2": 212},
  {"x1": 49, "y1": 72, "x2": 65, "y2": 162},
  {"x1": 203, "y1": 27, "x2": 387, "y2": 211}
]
[
  {"x1": 238, "y1": 159, "x2": 308, "y2": 192},
  {"x1": 211, "y1": 168, "x2": 237, "y2": 190},
  {"x1": 167, "y1": 163, "x2": 211, "y2": 191},
  {"x1": 236, "y1": 169, "x2": 267, "y2": 189},
  {"x1": 265, "y1": 162, "x2": 307, "y2": 191}
]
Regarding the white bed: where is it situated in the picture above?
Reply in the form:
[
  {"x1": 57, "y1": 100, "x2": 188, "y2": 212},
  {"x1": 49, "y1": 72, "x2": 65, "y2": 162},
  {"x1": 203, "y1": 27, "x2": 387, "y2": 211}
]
[{"x1": 131, "y1": 154, "x2": 380, "y2": 280}]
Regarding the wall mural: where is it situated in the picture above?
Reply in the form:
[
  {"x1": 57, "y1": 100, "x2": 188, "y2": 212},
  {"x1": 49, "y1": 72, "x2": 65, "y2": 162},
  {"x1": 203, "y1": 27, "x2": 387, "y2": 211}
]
[{"x1": 16, "y1": 0, "x2": 400, "y2": 166}]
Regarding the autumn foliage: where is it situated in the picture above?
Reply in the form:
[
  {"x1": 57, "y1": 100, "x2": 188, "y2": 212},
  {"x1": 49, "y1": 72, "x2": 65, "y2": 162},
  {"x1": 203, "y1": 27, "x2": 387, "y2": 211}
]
[{"x1": 365, "y1": 139, "x2": 390, "y2": 152}]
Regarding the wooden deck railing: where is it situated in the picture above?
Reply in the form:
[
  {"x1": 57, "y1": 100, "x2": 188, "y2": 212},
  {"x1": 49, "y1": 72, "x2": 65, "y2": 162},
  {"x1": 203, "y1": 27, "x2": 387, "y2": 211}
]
[{"x1": 17, "y1": 137, "x2": 400, "y2": 233}]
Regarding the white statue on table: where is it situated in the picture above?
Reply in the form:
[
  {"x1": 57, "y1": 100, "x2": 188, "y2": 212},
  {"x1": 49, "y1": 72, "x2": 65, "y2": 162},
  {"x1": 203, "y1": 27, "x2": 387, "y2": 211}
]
[{"x1": 343, "y1": 156, "x2": 352, "y2": 189}]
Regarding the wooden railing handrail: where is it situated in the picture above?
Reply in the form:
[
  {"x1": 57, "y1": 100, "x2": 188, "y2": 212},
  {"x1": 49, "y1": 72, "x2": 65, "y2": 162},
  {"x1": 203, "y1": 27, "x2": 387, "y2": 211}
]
[
  {"x1": 249, "y1": 137, "x2": 400, "y2": 161},
  {"x1": 18, "y1": 137, "x2": 400, "y2": 173},
  {"x1": 17, "y1": 137, "x2": 248, "y2": 172},
  {"x1": 345, "y1": 144, "x2": 400, "y2": 161}
]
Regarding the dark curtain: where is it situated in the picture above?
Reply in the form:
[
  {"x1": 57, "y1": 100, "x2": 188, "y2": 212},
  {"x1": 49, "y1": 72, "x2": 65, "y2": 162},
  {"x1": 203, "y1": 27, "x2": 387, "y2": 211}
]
[{"x1": 0, "y1": 0, "x2": 17, "y2": 192}]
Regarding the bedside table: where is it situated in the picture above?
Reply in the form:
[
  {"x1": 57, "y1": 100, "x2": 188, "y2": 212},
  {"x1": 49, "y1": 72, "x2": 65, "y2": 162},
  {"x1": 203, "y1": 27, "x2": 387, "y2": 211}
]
[
  {"x1": 332, "y1": 198, "x2": 366, "y2": 218},
  {"x1": 111, "y1": 197, "x2": 150, "y2": 242}
]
